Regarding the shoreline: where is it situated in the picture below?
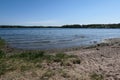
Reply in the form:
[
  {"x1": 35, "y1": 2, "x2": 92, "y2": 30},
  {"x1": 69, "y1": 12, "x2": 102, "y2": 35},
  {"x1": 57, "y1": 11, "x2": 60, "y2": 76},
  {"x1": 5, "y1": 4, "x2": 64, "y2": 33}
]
[
  {"x1": 1, "y1": 37, "x2": 120, "y2": 80},
  {"x1": 3, "y1": 37, "x2": 117, "y2": 53}
]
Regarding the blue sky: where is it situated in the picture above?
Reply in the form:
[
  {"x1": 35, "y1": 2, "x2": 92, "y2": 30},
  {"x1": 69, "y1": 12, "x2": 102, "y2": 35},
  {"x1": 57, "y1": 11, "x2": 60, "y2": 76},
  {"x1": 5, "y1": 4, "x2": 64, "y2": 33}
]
[{"x1": 0, "y1": 0, "x2": 120, "y2": 26}]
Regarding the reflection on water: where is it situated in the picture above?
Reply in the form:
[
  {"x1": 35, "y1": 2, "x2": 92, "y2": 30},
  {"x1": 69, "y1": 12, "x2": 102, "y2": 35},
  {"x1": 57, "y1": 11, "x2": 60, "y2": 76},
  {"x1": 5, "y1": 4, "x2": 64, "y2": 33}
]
[{"x1": 0, "y1": 28, "x2": 120, "y2": 50}]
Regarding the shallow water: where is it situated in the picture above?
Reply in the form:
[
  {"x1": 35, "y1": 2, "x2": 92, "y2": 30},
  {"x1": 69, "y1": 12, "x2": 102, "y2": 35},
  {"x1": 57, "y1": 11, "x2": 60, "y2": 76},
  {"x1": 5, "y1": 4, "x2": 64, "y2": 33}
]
[{"x1": 0, "y1": 28, "x2": 120, "y2": 50}]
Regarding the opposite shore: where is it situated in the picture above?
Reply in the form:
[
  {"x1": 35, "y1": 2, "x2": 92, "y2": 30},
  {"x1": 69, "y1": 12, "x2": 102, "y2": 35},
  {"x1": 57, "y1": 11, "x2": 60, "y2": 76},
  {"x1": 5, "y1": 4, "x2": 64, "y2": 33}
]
[{"x1": 1, "y1": 23, "x2": 120, "y2": 28}]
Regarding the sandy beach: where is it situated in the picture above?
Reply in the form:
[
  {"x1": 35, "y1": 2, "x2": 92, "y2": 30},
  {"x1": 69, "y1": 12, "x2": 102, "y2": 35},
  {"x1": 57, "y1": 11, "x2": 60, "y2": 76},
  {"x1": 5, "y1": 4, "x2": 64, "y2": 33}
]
[
  {"x1": 0, "y1": 38, "x2": 120, "y2": 80},
  {"x1": 65, "y1": 38, "x2": 120, "y2": 80}
]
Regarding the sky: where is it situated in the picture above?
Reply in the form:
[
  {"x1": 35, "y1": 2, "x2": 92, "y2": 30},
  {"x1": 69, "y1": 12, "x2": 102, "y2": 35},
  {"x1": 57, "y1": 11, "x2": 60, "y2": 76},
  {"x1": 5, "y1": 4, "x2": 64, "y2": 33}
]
[{"x1": 0, "y1": 0, "x2": 120, "y2": 26}]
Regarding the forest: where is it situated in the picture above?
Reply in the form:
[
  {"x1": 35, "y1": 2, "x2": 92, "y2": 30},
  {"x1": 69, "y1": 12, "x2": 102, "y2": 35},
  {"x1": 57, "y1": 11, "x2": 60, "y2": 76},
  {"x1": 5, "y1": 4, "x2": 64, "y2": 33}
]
[{"x1": 0, "y1": 23, "x2": 120, "y2": 28}]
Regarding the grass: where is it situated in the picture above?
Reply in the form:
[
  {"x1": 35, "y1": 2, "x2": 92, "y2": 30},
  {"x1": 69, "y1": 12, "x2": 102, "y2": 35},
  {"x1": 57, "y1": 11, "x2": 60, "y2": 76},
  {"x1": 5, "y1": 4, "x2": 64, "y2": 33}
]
[
  {"x1": 41, "y1": 69, "x2": 55, "y2": 80},
  {"x1": 90, "y1": 73, "x2": 104, "y2": 80},
  {"x1": 0, "y1": 50, "x2": 6, "y2": 58},
  {"x1": 0, "y1": 50, "x2": 15, "y2": 75},
  {"x1": 9, "y1": 51, "x2": 45, "y2": 60},
  {"x1": 9, "y1": 52, "x2": 80, "y2": 64},
  {"x1": 0, "y1": 50, "x2": 80, "y2": 76},
  {"x1": 0, "y1": 38, "x2": 5, "y2": 47}
]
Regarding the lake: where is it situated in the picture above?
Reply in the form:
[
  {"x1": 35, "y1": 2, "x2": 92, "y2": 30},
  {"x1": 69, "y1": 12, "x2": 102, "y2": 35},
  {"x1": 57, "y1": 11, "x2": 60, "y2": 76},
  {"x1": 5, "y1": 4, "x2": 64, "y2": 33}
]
[{"x1": 0, "y1": 28, "x2": 120, "y2": 50}]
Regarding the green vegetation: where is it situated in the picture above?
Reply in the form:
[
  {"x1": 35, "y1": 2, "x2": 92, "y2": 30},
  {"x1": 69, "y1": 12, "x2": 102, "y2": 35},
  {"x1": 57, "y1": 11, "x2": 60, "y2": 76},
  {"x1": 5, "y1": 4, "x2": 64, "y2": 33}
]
[
  {"x1": 0, "y1": 38, "x2": 5, "y2": 47},
  {"x1": 41, "y1": 69, "x2": 55, "y2": 80},
  {"x1": 0, "y1": 50, "x2": 80, "y2": 75},
  {"x1": 9, "y1": 52, "x2": 78, "y2": 63},
  {"x1": 1, "y1": 23, "x2": 120, "y2": 28},
  {"x1": 62, "y1": 23, "x2": 120, "y2": 28},
  {"x1": 0, "y1": 50, "x2": 15, "y2": 75},
  {"x1": 0, "y1": 50, "x2": 6, "y2": 58},
  {"x1": 90, "y1": 73, "x2": 104, "y2": 80}
]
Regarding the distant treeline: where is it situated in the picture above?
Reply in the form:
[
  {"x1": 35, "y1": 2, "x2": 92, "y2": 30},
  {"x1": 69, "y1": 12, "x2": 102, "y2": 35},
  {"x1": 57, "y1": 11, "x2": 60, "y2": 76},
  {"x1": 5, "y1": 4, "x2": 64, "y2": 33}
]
[
  {"x1": 62, "y1": 24, "x2": 120, "y2": 28},
  {"x1": 1, "y1": 23, "x2": 120, "y2": 28},
  {"x1": 0, "y1": 25, "x2": 60, "y2": 28}
]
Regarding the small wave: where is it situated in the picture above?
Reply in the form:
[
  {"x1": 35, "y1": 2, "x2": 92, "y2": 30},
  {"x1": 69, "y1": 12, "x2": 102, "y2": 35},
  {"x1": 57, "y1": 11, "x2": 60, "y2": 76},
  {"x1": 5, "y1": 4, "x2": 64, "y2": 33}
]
[
  {"x1": 58, "y1": 39, "x2": 72, "y2": 42},
  {"x1": 40, "y1": 40, "x2": 51, "y2": 43},
  {"x1": 74, "y1": 35, "x2": 85, "y2": 38}
]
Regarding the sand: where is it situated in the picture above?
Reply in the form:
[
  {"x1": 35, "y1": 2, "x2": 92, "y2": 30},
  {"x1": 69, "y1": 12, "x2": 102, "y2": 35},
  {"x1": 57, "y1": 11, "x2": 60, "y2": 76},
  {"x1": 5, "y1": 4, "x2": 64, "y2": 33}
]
[{"x1": 64, "y1": 38, "x2": 120, "y2": 80}]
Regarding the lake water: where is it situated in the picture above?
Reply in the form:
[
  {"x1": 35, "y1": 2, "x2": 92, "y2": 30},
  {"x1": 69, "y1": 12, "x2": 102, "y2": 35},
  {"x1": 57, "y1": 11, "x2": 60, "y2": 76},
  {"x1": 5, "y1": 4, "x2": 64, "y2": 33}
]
[{"x1": 0, "y1": 28, "x2": 120, "y2": 50}]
